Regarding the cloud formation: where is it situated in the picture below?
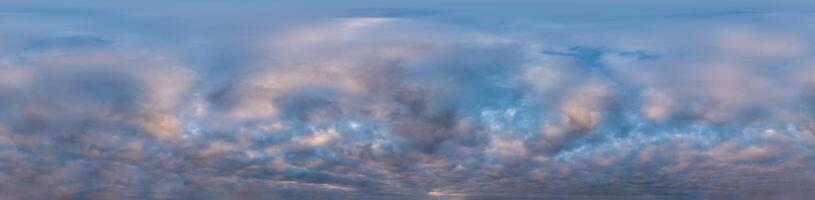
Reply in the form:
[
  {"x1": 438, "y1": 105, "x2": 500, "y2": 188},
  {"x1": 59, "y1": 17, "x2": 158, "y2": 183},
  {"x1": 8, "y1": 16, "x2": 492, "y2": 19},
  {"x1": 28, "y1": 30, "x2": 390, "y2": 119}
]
[{"x1": 1, "y1": 1, "x2": 815, "y2": 199}]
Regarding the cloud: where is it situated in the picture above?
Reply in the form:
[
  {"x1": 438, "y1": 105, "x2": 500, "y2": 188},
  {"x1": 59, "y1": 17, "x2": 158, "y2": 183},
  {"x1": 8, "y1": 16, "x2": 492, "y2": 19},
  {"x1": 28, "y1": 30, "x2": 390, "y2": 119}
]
[{"x1": 1, "y1": 2, "x2": 815, "y2": 199}]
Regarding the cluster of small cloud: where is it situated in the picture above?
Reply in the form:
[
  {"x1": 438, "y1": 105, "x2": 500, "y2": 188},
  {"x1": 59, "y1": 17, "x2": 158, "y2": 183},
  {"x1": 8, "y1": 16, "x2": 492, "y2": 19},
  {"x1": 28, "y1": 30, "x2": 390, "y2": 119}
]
[{"x1": 1, "y1": 2, "x2": 815, "y2": 199}]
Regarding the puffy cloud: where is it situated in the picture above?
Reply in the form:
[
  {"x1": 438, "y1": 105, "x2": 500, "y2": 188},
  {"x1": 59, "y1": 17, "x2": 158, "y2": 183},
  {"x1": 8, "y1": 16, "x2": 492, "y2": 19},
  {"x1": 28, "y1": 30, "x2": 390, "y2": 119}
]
[
  {"x1": 640, "y1": 88, "x2": 674, "y2": 122},
  {"x1": 559, "y1": 82, "x2": 613, "y2": 131},
  {"x1": 3, "y1": 43, "x2": 194, "y2": 140}
]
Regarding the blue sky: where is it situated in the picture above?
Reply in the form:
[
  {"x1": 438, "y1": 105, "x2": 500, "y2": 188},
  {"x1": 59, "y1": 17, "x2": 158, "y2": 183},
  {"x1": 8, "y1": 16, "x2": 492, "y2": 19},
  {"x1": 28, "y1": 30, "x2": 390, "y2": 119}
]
[{"x1": 1, "y1": 1, "x2": 815, "y2": 199}]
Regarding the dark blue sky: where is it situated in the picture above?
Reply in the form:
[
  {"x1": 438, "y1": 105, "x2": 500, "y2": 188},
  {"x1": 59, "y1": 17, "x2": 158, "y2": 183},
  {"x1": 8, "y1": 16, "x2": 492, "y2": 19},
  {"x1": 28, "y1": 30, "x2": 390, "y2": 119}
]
[{"x1": 1, "y1": 1, "x2": 814, "y2": 199}]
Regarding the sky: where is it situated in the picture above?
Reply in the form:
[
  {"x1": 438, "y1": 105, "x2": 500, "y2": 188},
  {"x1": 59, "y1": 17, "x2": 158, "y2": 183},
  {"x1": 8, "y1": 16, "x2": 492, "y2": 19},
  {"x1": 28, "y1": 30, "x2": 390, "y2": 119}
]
[{"x1": 1, "y1": 1, "x2": 815, "y2": 199}]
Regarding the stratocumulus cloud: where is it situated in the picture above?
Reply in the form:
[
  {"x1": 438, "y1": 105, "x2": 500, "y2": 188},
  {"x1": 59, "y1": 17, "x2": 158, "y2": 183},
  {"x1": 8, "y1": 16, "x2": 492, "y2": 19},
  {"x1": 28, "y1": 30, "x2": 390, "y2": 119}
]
[{"x1": 1, "y1": 1, "x2": 815, "y2": 199}]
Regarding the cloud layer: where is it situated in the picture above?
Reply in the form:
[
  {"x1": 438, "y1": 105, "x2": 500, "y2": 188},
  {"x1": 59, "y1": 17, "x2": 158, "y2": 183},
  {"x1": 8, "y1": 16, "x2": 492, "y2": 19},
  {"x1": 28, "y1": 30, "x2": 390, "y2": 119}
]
[{"x1": 1, "y1": 1, "x2": 815, "y2": 199}]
